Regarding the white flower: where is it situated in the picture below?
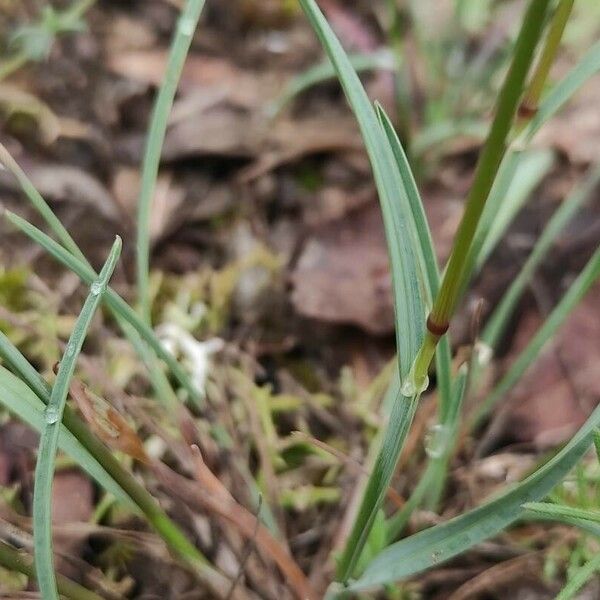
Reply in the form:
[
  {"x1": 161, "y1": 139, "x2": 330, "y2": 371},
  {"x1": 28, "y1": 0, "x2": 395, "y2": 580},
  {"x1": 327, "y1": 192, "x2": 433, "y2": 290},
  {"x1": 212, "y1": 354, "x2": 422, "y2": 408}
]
[{"x1": 156, "y1": 323, "x2": 224, "y2": 397}]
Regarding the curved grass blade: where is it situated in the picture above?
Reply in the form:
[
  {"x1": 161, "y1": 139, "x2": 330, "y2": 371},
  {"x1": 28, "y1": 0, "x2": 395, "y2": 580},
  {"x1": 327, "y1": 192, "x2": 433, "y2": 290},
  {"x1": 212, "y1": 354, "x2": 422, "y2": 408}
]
[
  {"x1": 0, "y1": 335, "x2": 226, "y2": 593},
  {"x1": 268, "y1": 50, "x2": 395, "y2": 117},
  {"x1": 523, "y1": 502, "x2": 600, "y2": 525},
  {"x1": 483, "y1": 163, "x2": 600, "y2": 349},
  {"x1": 297, "y1": 0, "x2": 427, "y2": 581},
  {"x1": 473, "y1": 245, "x2": 600, "y2": 427},
  {"x1": 348, "y1": 401, "x2": 600, "y2": 592},
  {"x1": 33, "y1": 236, "x2": 121, "y2": 600},
  {"x1": 475, "y1": 149, "x2": 554, "y2": 271},
  {"x1": 4, "y1": 211, "x2": 200, "y2": 406},
  {"x1": 524, "y1": 510, "x2": 600, "y2": 538},
  {"x1": 555, "y1": 552, "x2": 600, "y2": 600},
  {"x1": 0, "y1": 145, "x2": 201, "y2": 409},
  {"x1": 137, "y1": 0, "x2": 206, "y2": 322},
  {"x1": 386, "y1": 369, "x2": 469, "y2": 541},
  {"x1": 522, "y1": 40, "x2": 600, "y2": 142},
  {"x1": 0, "y1": 364, "x2": 133, "y2": 509},
  {"x1": 375, "y1": 102, "x2": 453, "y2": 413}
]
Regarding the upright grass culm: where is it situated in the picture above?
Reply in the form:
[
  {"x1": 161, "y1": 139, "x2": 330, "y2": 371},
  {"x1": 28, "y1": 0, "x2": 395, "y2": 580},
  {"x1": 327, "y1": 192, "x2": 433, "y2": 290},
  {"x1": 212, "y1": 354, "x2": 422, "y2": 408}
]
[
  {"x1": 408, "y1": 0, "x2": 552, "y2": 392},
  {"x1": 518, "y1": 0, "x2": 575, "y2": 121},
  {"x1": 33, "y1": 237, "x2": 122, "y2": 600},
  {"x1": 136, "y1": 0, "x2": 205, "y2": 323}
]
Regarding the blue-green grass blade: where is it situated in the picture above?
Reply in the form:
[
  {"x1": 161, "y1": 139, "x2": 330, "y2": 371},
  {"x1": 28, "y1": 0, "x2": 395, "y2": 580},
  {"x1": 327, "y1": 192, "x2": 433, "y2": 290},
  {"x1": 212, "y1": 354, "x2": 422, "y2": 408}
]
[
  {"x1": 137, "y1": 0, "x2": 206, "y2": 322},
  {"x1": 0, "y1": 364, "x2": 134, "y2": 510},
  {"x1": 268, "y1": 49, "x2": 395, "y2": 117},
  {"x1": 0, "y1": 144, "x2": 202, "y2": 408},
  {"x1": 375, "y1": 102, "x2": 453, "y2": 417},
  {"x1": 473, "y1": 245, "x2": 600, "y2": 427},
  {"x1": 348, "y1": 401, "x2": 600, "y2": 592},
  {"x1": 33, "y1": 236, "x2": 121, "y2": 600},
  {"x1": 555, "y1": 552, "x2": 600, "y2": 600},
  {"x1": 523, "y1": 40, "x2": 600, "y2": 142},
  {"x1": 523, "y1": 502, "x2": 600, "y2": 524},
  {"x1": 483, "y1": 163, "x2": 600, "y2": 350},
  {"x1": 297, "y1": 0, "x2": 428, "y2": 581},
  {"x1": 4, "y1": 211, "x2": 200, "y2": 406}
]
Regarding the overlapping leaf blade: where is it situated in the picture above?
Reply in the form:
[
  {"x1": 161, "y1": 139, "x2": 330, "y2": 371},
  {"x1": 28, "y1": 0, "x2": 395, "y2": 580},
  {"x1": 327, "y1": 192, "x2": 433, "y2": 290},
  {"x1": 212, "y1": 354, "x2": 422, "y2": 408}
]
[
  {"x1": 350, "y1": 401, "x2": 600, "y2": 591},
  {"x1": 33, "y1": 237, "x2": 122, "y2": 600},
  {"x1": 297, "y1": 0, "x2": 429, "y2": 581}
]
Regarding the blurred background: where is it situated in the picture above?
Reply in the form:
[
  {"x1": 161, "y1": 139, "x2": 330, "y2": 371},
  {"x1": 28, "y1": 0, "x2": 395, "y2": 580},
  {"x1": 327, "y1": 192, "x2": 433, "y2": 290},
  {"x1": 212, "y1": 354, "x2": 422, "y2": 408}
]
[{"x1": 0, "y1": 0, "x2": 599, "y2": 598}]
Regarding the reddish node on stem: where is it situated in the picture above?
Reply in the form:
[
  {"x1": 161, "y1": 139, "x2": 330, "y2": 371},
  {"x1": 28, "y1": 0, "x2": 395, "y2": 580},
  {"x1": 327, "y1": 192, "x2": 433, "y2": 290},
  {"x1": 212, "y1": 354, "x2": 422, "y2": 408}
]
[
  {"x1": 518, "y1": 101, "x2": 538, "y2": 119},
  {"x1": 426, "y1": 315, "x2": 449, "y2": 337}
]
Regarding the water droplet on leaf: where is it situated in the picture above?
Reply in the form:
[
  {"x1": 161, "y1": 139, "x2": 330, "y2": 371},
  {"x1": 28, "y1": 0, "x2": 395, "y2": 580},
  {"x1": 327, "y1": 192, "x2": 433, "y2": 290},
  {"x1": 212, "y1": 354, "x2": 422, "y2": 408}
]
[
  {"x1": 90, "y1": 281, "x2": 102, "y2": 296},
  {"x1": 179, "y1": 16, "x2": 195, "y2": 37},
  {"x1": 425, "y1": 423, "x2": 451, "y2": 458},
  {"x1": 45, "y1": 406, "x2": 59, "y2": 424},
  {"x1": 400, "y1": 374, "x2": 429, "y2": 397}
]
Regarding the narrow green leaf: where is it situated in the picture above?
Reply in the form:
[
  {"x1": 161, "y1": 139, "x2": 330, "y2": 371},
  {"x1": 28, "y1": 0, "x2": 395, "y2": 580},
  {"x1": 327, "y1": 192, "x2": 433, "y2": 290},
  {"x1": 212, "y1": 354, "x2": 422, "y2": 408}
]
[
  {"x1": 0, "y1": 333, "x2": 220, "y2": 587},
  {"x1": 523, "y1": 40, "x2": 600, "y2": 142},
  {"x1": 386, "y1": 365, "x2": 469, "y2": 541},
  {"x1": 474, "y1": 245, "x2": 600, "y2": 426},
  {"x1": 375, "y1": 103, "x2": 453, "y2": 416},
  {"x1": 137, "y1": 0, "x2": 206, "y2": 322},
  {"x1": 483, "y1": 164, "x2": 600, "y2": 349},
  {"x1": 349, "y1": 401, "x2": 600, "y2": 592},
  {"x1": 524, "y1": 510, "x2": 600, "y2": 538},
  {"x1": 297, "y1": 0, "x2": 425, "y2": 375},
  {"x1": 0, "y1": 364, "x2": 133, "y2": 509},
  {"x1": 33, "y1": 236, "x2": 121, "y2": 600},
  {"x1": 268, "y1": 50, "x2": 395, "y2": 116},
  {"x1": 475, "y1": 149, "x2": 554, "y2": 271},
  {"x1": 555, "y1": 552, "x2": 600, "y2": 600},
  {"x1": 0, "y1": 143, "x2": 201, "y2": 410},
  {"x1": 4, "y1": 211, "x2": 201, "y2": 405},
  {"x1": 594, "y1": 429, "x2": 600, "y2": 464},
  {"x1": 523, "y1": 502, "x2": 600, "y2": 525},
  {"x1": 297, "y1": 0, "x2": 427, "y2": 581}
]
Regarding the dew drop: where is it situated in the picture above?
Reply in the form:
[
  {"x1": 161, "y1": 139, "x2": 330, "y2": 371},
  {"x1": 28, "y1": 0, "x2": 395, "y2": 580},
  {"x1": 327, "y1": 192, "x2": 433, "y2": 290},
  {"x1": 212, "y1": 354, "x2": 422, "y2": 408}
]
[
  {"x1": 90, "y1": 281, "x2": 102, "y2": 296},
  {"x1": 178, "y1": 16, "x2": 195, "y2": 37},
  {"x1": 400, "y1": 374, "x2": 429, "y2": 397},
  {"x1": 425, "y1": 423, "x2": 451, "y2": 459},
  {"x1": 64, "y1": 343, "x2": 75, "y2": 358},
  {"x1": 45, "y1": 406, "x2": 59, "y2": 424}
]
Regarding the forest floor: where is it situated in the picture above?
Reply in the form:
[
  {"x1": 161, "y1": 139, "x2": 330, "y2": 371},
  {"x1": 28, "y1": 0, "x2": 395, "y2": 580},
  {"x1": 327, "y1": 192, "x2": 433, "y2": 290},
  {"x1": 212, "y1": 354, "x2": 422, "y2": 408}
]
[{"x1": 0, "y1": 1, "x2": 599, "y2": 598}]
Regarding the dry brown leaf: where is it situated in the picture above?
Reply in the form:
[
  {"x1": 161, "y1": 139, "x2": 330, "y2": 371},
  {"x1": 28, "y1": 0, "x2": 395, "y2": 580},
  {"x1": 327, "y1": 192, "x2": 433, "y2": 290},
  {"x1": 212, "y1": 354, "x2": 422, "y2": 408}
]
[
  {"x1": 69, "y1": 379, "x2": 149, "y2": 464},
  {"x1": 291, "y1": 203, "x2": 394, "y2": 334}
]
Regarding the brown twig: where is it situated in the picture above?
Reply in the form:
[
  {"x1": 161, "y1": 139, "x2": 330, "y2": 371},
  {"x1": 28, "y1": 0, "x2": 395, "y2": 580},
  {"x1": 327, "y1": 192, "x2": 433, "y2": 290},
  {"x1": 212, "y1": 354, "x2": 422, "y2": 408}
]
[{"x1": 153, "y1": 456, "x2": 317, "y2": 600}]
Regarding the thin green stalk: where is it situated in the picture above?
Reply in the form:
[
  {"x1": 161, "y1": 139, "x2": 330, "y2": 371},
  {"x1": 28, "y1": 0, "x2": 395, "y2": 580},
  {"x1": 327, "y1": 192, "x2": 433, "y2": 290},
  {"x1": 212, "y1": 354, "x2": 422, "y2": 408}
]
[
  {"x1": 34, "y1": 237, "x2": 122, "y2": 600},
  {"x1": 472, "y1": 245, "x2": 600, "y2": 427},
  {"x1": 523, "y1": 502, "x2": 600, "y2": 525},
  {"x1": 519, "y1": 0, "x2": 575, "y2": 119},
  {"x1": 0, "y1": 216, "x2": 228, "y2": 587},
  {"x1": 555, "y1": 552, "x2": 600, "y2": 600},
  {"x1": 483, "y1": 164, "x2": 600, "y2": 350},
  {"x1": 0, "y1": 541, "x2": 102, "y2": 600},
  {"x1": 409, "y1": 0, "x2": 552, "y2": 389},
  {"x1": 137, "y1": 0, "x2": 205, "y2": 323},
  {"x1": 386, "y1": 366, "x2": 469, "y2": 540}
]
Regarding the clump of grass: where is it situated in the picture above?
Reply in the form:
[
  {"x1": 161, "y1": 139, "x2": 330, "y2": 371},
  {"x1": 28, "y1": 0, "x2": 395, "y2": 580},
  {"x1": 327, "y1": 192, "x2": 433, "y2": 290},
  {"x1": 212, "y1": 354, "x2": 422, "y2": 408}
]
[{"x1": 0, "y1": 0, "x2": 598, "y2": 598}]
